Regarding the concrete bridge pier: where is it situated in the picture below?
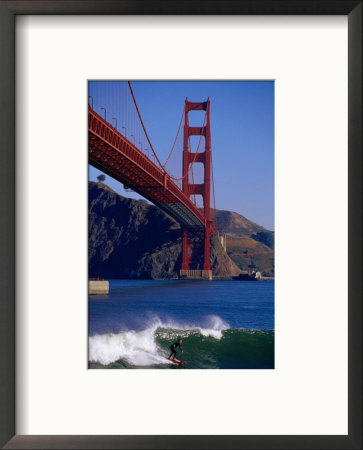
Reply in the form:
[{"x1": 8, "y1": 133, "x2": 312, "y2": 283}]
[
  {"x1": 179, "y1": 269, "x2": 213, "y2": 280},
  {"x1": 89, "y1": 280, "x2": 109, "y2": 295}
]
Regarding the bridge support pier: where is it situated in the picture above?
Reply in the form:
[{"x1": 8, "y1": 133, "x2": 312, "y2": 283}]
[
  {"x1": 179, "y1": 269, "x2": 212, "y2": 280},
  {"x1": 203, "y1": 222, "x2": 211, "y2": 271}
]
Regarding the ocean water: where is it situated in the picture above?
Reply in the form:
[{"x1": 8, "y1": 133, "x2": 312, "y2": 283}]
[{"x1": 89, "y1": 279, "x2": 274, "y2": 369}]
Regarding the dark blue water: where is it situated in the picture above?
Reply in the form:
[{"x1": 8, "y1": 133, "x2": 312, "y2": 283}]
[{"x1": 89, "y1": 279, "x2": 274, "y2": 335}]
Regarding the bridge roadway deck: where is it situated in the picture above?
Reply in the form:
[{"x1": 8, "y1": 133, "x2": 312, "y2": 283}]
[{"x1": 88, "y1": 107, "x2": 206, "y2": 229}]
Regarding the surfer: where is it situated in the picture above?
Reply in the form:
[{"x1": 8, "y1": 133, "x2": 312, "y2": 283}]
[{"x1": 168, "y1": 339, "x2": 184, "y2": 360}]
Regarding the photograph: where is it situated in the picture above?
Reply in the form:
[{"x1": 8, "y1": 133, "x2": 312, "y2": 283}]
[{"x1": 88, "y1": 80, "x2": 274, "y2": 369}]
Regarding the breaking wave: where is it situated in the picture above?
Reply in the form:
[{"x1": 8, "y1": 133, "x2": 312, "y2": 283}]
[{"x1": 89, "y1": 315, "x2": 274, "y2": 369}]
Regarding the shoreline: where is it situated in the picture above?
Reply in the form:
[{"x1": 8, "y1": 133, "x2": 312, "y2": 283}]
[{"x1": 89, "y1": 277, "x2": 275, "y2": 282}]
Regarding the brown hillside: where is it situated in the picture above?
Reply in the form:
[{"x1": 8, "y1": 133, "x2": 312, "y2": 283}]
[
  {"x1": 226, "y1": 236, "x2": 274, "y2": 276},
  {"x1": 215, "y1": 210, "x2": 274, "y2": 276},
  {"x1": 216, "y1": 209, "x2": 266, "y2": 236}
]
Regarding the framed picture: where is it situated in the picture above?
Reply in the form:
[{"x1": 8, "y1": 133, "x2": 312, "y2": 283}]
[{"x1": 0, "y1": 1, "x2": 361, "y2": 449}]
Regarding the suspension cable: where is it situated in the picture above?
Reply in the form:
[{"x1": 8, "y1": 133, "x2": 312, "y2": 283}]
[
  {"x1": 127, "y1": 81, "x2": 164, "y2": 170},
  {"x1": 162, "y1": 106, "x2": 185, "y2": 169}
]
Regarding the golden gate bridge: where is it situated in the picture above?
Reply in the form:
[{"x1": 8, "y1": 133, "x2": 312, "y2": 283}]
[{"x1": 88, "y1": 81, "x2": 218, "y2": 279}]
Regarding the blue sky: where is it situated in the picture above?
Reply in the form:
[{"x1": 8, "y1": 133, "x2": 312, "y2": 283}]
[{"x1": 89, "y1": 81, "x2": 274, "y2": 230}]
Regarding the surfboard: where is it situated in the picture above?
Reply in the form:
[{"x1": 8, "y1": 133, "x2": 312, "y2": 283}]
[{"x1": 166, "y1": 358, "x2": 186, "y2": 365}]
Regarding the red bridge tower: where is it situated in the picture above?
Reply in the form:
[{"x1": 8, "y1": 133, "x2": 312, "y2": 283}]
[{"x1": 181, "y1": 99, "x2": 213, "y2": 280}]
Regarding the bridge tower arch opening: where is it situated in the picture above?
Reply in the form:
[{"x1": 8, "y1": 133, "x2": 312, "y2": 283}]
[{"x1": 181, "y1": 99, "x2": 213, "y2": 279}]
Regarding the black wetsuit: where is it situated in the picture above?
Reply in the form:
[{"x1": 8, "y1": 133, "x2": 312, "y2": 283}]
[{"x1": 169, "y1": 341, "x2": 183, "y2": 360}]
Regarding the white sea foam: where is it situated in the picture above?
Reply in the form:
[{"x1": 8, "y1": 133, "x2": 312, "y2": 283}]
[
  {"x1": 89, "y1": 315, "x2": 230, "y2": 366},
  {"x1": 197, "y1": 315, "x2": 229, "y2": 339},
  {"x1": 89, "y1": 325, "x2": 166, "y2": 366}
]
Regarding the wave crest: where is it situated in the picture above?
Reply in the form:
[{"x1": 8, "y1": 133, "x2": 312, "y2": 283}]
[{"x1": 89, "y1": 315, "x2": 230, "y2": 366}]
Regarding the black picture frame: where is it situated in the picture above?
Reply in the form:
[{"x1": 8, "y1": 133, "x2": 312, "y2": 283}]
[{"x1": 0, "y1": 1, "x2": 361, "y2": 449}]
